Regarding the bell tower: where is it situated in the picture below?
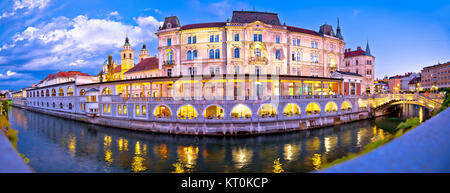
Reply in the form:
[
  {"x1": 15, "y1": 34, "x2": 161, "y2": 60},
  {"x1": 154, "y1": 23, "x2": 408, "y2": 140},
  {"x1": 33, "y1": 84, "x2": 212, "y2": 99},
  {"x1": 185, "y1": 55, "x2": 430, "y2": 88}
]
[
  {"x1": 120, "y1": 35, "x2": 134, "y2": 80},
  {"x1": 139, "y1": 41, "x2": 150, "y2": 62}
]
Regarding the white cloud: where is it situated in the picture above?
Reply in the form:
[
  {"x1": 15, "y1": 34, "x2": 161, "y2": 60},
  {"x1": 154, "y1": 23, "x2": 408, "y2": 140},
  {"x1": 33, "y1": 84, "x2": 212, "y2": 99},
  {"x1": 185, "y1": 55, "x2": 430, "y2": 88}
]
[
  {"x1": 0, "y1": 70, "x2": 19, "y2": 79},
  {"x1": 12, "y1": 14, "x2": 162, "y2": 71},
  {"x1": 0, "y1": 0, "x2": 52, "y2": 20}
]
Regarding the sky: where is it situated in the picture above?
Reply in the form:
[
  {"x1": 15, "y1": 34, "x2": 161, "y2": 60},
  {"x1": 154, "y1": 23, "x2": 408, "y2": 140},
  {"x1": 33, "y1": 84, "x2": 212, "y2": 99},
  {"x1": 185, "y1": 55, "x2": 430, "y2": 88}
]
[{"x1": 0, "y1": 0, "x2": 449, "y2": 90}]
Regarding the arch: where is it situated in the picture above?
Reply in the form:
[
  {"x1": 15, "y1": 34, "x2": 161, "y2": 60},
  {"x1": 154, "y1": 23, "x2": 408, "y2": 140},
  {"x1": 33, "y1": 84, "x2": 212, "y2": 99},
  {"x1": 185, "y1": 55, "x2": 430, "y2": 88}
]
[
  {"x1": 51, "y1": 88, "x2": 56, "y2": 97},
  {"x1": 258, "y1": 104, "x2": 278, "y2": 118},
  {"x1": 324, "y1": 102, "x2": 338, "y2": 113},
  {"x1": 215, "y1": 49, "x2": 220, "y2": 59},
  {"x1": 209, "y1": 49, "x2": 214, "y2": 59},
  {"x1": 67, "y1": 86, "x2": 74, "y2": 96},
  {"x1": 231, "y1": 104, "x2": 252, "y2": 119},
  {"x1": 203, "y1": 105, "x2": 224, "y2": 119},
  {"x1": 283, "y1": 103, "x2": 300, "y2": 116},
  {"x1": 306, "y1": 102, "x2": 321, "y2": 115},
  {"x1": 358, "y1": 99, "x2": 367, "y2": 110},
  {"x1": 58, "y1": 87, "x2": 64, "y2": 96},
  {"x1": 341, "y1": 101, "x2": 352, "y2": 112},
  {"x1": 41, "y1": 90, "x2": 44, "y2": 97},
  {"x1": 69, "y1": 103, "x2": 73, "y2": 110},
  {"x1": 187, "y1": 50, "x2": 192, "y2": 60},
  {"x1": 80, "y1": 89, "x2": 85, "y2": 96},
  {"x1": 177, "y1": 105, "x2": 198, "y2": 119},
  {"x1": 37, "y1": 91, "x2": 40, "y2": 97},
  {"x1": 102, "y1": 87, "x2": 112, "y2": 95},
  {"x1": 166, "y1": 49, "x2": 173, "y2": 62},
  {"x1": 46, "y1": 89, "x2": 49, "y2": 97},
  {"x1": 60, "y1": 102, "x2": 63, "y2": 109},
  {"x1": 153, "y1": 105, "x2": 172, "y2": 118}
]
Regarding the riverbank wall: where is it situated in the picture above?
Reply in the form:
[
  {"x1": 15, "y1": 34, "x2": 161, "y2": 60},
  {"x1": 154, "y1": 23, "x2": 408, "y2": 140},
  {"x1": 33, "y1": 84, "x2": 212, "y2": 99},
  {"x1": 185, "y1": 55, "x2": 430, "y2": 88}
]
[{"x1": 13, "y1": 103, "x2": 372, "y2": 136}]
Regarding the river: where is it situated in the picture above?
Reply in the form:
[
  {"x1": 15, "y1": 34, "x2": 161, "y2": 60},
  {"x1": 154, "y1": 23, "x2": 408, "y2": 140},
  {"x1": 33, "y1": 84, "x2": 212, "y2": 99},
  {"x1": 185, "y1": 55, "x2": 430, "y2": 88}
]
[{"x1": 8, "y1": 104, "x2": 427, "y2": 173}]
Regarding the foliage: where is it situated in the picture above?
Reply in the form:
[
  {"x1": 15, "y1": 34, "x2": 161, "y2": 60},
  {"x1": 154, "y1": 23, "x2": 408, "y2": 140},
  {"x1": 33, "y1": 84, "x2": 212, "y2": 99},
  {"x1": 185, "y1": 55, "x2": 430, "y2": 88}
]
[
  {"x1": 432, "y1": 90, "x2": 450, "y2": 116},
  {"x1": 0, "y1": 103, "x2": 29, "y2": 164}
]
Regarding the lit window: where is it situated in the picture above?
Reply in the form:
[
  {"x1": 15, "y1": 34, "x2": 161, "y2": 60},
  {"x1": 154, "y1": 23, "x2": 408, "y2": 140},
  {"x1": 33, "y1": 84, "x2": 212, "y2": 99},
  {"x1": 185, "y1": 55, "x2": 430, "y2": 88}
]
[
  {"x1": 142, "y1": 106, "x2": 147, "y2": 115},
  {"x1": 118, "y1": 105, "x2": 122, "y2": 114},
  {"x1": 124, "y1": 105, "x2": 127, "y2": 115},
  {"x1": 136, "y1": 105, "x2": 140, "y2": 116}
]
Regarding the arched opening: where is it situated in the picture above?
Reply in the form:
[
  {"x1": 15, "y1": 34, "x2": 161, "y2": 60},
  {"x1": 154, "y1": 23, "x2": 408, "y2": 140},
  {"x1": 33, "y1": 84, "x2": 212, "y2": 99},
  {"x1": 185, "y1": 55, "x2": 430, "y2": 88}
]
[
  {"x1": 102, "y1": 87, "x2": 112, "y2": 95},
  {"x1": 177, "y1": 105, "x2": 198, "y2": 119},
  {"x1": 324, "y1": 102, "x2": 338, "y2": 113},
  {"x1": 67, "y1": 86, "x2": 74, "y2": 96},
  {"x1": 46, "y1": 89, "x2": 49, "y2": 97},
  {"x1": 306, "y1": 102, "x2": 321, "y2": 115},
  {"x1": 283, "y1": 103, "x2": 300, "y2": 117},
  {"x1": 58, "y1": 87, "x2": 64, "y2": 96},
  {"x1": 358, "y1": 99, "x2": 367, "y2": 110},
  {"x1": 203, "y1": 105, "x2": 224, "y2": 119},
  {"x1": 80, "y1": 89, "x2": 85, "y2": 96},
  {"x1": 258, "y1": 104, "x2": 277, "y2": 118},
  {"x1": 231, "y1": 104, "x2": 252, "y2": 119},
  {"x1": 41, "y1": 90, "x2": 44, "y2": 97},
  {"x1": 69, "y1": 103, "x2": 73, "y2": 110},
  {"x1": 154, "y1": 105, "x2": 171, "y2": 118},
  {"x1": 341, "y1": 101, "x2": 352, "y2": 112},
  {"x1": 60, "y1": 103, "x2": 63, "y2": 109},
  {"x1": 52, "y1": 89, "x2": 56, "y2": 97}
]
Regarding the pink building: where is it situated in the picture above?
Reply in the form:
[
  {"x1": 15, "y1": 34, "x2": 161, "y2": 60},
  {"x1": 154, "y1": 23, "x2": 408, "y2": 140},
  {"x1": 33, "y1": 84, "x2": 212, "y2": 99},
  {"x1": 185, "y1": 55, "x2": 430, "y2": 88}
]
[
  {"x1": 342, "y1": 42, "x2": 375, "y2": 94},
  {"x1": 156, "y1": 11, "x2": 345, "y2": 78}
]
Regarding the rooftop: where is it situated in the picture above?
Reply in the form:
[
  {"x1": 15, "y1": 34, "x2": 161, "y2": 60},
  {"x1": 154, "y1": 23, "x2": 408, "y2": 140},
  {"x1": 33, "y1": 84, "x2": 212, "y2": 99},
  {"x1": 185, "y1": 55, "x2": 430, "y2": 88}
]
[{"x1": 124, "y1": 57, "x2": 159, "y2": 74}]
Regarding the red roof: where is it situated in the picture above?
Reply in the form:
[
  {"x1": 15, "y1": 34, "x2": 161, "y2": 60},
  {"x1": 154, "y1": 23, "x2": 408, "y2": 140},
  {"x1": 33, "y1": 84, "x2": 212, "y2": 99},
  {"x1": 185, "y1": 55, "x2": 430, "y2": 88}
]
[
  {"x1": 39, "y1": 71, "x2": 89, "y2": 84},
  {"x1": 286, "y1": 26, "x2": 321, "y2": 36},
  {"x1": 124, "y1": 57, "x2": 159, "y2": 74},
  {"x1": 114, "y1": 65, "x2": 122, "y2": 73},
  {"x1": 180, "y1": 22, "x2": 227, "y2": 30},
  {"x1": 344, "y1": 49, "x2": 366, "y2": 58}
]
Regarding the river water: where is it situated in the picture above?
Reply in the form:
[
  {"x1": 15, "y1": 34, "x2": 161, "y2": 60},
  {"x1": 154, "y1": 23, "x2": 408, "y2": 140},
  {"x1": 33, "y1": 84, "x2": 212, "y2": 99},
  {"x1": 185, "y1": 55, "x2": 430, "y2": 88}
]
[{"x1": 8, "y1": 104, "x2": 426, "y2": 173}]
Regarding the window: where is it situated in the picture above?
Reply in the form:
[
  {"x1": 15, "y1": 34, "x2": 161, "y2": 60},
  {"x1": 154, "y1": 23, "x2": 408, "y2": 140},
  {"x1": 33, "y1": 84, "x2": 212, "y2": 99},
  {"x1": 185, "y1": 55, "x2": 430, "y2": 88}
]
[
  {"x1": 60, "y1": 103, "x2": 63, "y2": 109},
  {"x1": 234, "y1": 48, "x2": 240, "y2": 58},
  {"x1": 297, "y1": 39, "x2": 300, "y2": 46},
  {"x1": 276, "y1": 36, "x2": 280, "y2": 43},
  {"x1": 209, "y1": 49, "x2": 214, "y2": 59},
  {"x1": 215, "y1": 49, "x2": 220, "y2": 59},
  {"x1": 215, "y1": 67, "x2": 220, "y2": 74},
  {"x1": 310, "y1": 54, "x2": 319, "y2": 63},
  {"x1": 255, "y1": 48, "x2": 261, "y2": 57},
  {"x1": 210, "y1": 67, "x2": 215, "y2": 75},
  {"x1": 255, "y1": 66, "x2": 261, "y2": 75},
  {"x1": 292, "y1": 39, "x2": 296, "y2": 46},
  {"x1": 187, "y1": 50, "x2": 192, "y2": 60},
  {"x1": 258, "y1": 34, "x2": 262, "y2": 42},
  {"x1": 193, "y1": 50, "x2": 197, "y2": 60},
  {"x1": 311, "y1": 41, "x2": 318, "y2": 48},
  {"x1": 292, "y1": 51, "x2": 296, "y2": 61},
  {"x1": 124, "y1": 105, "x2": 127, "y2": 115},
  {"x1": 118, "y1": 105, "x2": 122, "y2": 114},
  {"x1": 254, "y1": 34, "x2": 258, "y2": 41},
  {"x1": 167, "y1": 69, "x2": 172, "y2": 77},
  {"x1": 276, "y1": 50, "x2": 281, "y2": 59},
  {"x1": 142, "y1": 105, "x2": 147, "y2": 115},
  {"x1": 167, "y1": 38, "x2": 171, "y2": 46},
  {"x1": 235, "y1": 66, "x2": 240, "y2": 74},
  {"x1": 210, "y1": 35, "x2": 214, "y2": 42},
  {"x1": 297, "y1": 52, "x2": 301, "y2": 61},
  {"x1": 356, "y1": 60, "x2": 359, "y2": 65},
  {"x1": 187, "y1": 37, "x2": 191, "y2": 44},
  {"x1": 193, "y1": 36, "x2": 196, "y2": 44},
  {"x1": 215, "y1": 34, "x2": 219, "y2": 42},
  {"x1": 136, "y1": 105, "x2": 140, "y2": 116},
  {"x1": 234, "y1": 34, "x2": 239, "y2": 41}
]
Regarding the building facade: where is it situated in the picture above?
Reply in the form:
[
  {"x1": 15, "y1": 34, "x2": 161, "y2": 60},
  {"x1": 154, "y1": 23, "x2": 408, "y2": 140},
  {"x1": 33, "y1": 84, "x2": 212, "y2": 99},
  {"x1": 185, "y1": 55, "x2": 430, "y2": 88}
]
[
  {"x1": 156, "y1": 11, "x2": 345, "y2": 79},
  {"x1": 420, "y1": 62, "x2": 450, "y2": 90},
  {"x1": 342, "y1": 42, "x2": 375, "y2": 94}
]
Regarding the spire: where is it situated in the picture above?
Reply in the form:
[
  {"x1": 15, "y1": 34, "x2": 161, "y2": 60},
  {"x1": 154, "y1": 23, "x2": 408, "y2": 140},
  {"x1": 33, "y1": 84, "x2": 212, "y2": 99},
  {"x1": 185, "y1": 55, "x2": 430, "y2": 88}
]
[
  {"x1": 124, "y1": 34, "x2": 130, "y2": 46},
  {"x1": 335, "y1": 17, "x2": 343, "y2": 40},
  {"x1": 365, "y1": 40, "x2": 372, "y2": 56},
  {"x1": 142, "y1": 40, "x2": 147, "y2": 50}
]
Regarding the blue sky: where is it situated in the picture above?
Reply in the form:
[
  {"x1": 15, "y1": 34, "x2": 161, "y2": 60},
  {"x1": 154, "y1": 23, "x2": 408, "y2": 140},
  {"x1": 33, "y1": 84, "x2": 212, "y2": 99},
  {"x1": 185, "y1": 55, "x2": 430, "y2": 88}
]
[{"x1": 0, "y1": 0, "x2": 449, "y2": 90}]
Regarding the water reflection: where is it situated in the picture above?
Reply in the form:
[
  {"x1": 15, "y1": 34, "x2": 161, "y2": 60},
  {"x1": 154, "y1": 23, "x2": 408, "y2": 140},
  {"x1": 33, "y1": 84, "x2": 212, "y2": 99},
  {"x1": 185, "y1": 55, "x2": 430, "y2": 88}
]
[{"x1": 9, "y1": 104, "x2": 428, "y2": 173}]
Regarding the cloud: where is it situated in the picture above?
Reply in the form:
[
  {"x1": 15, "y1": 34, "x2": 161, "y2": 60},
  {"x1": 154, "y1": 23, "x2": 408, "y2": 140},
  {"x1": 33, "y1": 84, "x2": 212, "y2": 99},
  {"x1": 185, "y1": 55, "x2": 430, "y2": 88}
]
[
  {"x1": 107, "y1": 11, "x2": 122, "y2": 20},
  {"x1": 0, "y1": 0, "x2": 52, "y2": 20},
  {"x1": 7, "y1": 14, "x2": 162, "y2": 71},
  {"x1": 0, "y1": 70, "x2": 19, "y2": 79}
]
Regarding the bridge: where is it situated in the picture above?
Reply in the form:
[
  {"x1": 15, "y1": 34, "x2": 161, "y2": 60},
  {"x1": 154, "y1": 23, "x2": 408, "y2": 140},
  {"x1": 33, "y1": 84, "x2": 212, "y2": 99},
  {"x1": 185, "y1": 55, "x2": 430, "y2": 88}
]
[{"x1": 369, "y1": 93, "x2": 442, "y2": 113}]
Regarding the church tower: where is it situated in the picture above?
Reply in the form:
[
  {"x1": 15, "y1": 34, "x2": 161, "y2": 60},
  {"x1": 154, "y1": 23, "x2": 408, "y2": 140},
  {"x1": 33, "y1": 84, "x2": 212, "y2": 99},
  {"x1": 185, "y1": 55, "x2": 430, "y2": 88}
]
[
  {"x1": 139, "y1": 41, "x2": 150, "y2": 62},
  {"x1": 120, "y1": 35, "x2": 134, "y2": 80}
]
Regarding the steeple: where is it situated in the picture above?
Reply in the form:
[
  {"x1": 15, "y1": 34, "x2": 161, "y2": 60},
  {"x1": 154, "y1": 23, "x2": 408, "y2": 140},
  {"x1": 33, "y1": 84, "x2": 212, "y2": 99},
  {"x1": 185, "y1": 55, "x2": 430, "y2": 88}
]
[
  {"x1": 124, "y1": 34, "x2": 130, "y2": 46},
  {"x1": 139, "y1": 40, "x2": 150, "y2": 61},
  {"x1": 365, "y1": 40, "x2": 372, "y2": 56},
  {"x1": 335, "y1": 17, "x2": 343, "y2": 40}
]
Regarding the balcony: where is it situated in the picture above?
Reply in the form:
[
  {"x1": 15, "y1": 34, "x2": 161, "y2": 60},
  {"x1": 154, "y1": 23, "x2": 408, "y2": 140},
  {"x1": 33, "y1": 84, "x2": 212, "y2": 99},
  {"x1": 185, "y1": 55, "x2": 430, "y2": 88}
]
[
  {"x1": 163, "y1": 60, "x2": 175, "y2": 66},
  {"x1": 250, "y1": 56, "x2": 268, "y2": 65}
]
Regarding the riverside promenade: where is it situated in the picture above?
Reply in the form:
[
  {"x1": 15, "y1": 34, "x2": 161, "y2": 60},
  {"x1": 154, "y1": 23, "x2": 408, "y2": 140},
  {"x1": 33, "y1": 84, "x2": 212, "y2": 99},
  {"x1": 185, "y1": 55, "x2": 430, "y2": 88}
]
[
  {"x1": 0, "y1": 131, "x2": 32, "y2": 173},
  {"x1": 321, "y1": 108, "x2": 450, "y2": 173}
]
